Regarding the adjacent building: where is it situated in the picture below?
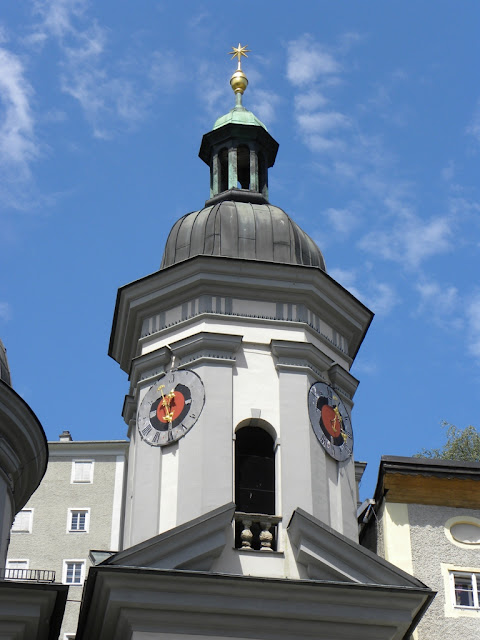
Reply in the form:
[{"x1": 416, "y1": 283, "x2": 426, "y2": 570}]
[
  {"x1": 8, "y1": 432, "x2": 127, "y2": 639},
  {"x1": 361, "y1": 456, "x2": 480, "y2": 639},
  {"x1": 0, "y1": 340, "x2": 68, "y2": 639}
]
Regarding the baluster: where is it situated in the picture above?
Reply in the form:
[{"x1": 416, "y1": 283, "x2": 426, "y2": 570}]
[
  {"x1": 259, "y1": 520, "x2": 273, "y2": 551},
  {"x1": 240, "y1": 518, "x2": 253, "y2": 549}
]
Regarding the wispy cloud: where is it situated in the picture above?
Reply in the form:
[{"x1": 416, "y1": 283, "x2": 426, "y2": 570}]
[
  {"x1": 329, "y1": 267, "x2": 398, "y2": 316},
  {"x1": 30, "y1": 0, "x2": 178, "y2": 138},
  {"x1": 415, "y1": 279, "x2": 461, "y2": 330},
  {"x1": 287, "y1": 35, "x2": 341, "y2": 87},
  {"x1": 323, "y1": 206, "x2": 359, "y2": 235},
  {"x1": 359, "y1": 212, "x2": 453, "y2": 269},
  {"x1": 0, "y1": 48, "x2": 38, "y2": 173},
  {"x1": 0, "y1": 302, "x2": 11, "y2": 322},
  {"x1": 466, "y1": 98, "x2": 480, "y2": 145},
  {"x1": 466, "y1": 292, "x2": 480, "y2": 360}
]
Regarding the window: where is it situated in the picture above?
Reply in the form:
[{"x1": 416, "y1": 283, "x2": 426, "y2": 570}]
[
  {"x1": 11, "y1": 509, "x2": 33, "y2": 533},
  {"x1": 68, "y1": 509, "x2": 89, "y2": 532},
  {"x1": 452, "y1": 572, "x2": 480, "y2": 609},
  {"x1": 63, "y1": 560, "x2": 85, "y2": 585},
  {"x1": 235, "y1": 426, "x2": 275, "y2": 514},
  {"x1": 71, "y1": 460, "x2": 94, "y2": 483},
  {"x1": 5, "y1": 560, "x2": 29, "y2": 580},
  {"x1": 64, "y1": 635, "x2": 76, "y2": 640},
  {"x1": 234, "y1": 424, "x2": 278, "y2": 551}
]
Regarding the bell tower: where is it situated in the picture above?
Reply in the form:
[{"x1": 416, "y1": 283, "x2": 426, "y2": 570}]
[
  {"x1": 109, "y1": 45, "x2": 372, "y2": 564},
  {"x1": 79, "y1": 45, "x2": 433, "y2": 640}
]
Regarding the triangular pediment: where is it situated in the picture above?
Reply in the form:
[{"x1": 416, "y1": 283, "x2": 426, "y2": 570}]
[
  {"x1": 288, "y1": 507, "x2": 427, "y2": 588},
  {"x1": 103, "y1": 503, "x2": 235, "y2": 571}
]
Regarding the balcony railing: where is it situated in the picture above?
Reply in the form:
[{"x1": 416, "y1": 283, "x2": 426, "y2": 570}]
[
  {"x1": 0, "y1": 568, "x2": 56, "y2": 583},
  {"x1": 234, "y1": 512, "x2": 282, "y2": 551}
]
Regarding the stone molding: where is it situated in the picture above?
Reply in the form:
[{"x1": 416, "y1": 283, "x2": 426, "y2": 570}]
[
  {"x1": 0, "y1": 380, "x2": 47, "y2": 513},
  {"x1": 168, "y1": 331, "x2": 242, "y2": 368},
  {"x1": 77, "y1": 561, "x2": 433, "y2": 640},
  {"x1": 102, "y1": 502, "x2": 235, "y2": 571},
  {"x1": 109, "y1": 256, "x2": 373, "y2": 373}
]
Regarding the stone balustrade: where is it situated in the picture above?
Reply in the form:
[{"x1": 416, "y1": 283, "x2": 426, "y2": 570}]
[{"x1": 234, "y1": 512, "x2": 282, "y2": 551}]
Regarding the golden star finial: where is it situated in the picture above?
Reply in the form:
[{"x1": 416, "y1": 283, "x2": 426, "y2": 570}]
[{"x1": 229, "y1": 43, "x2": 250, "y2": 70}]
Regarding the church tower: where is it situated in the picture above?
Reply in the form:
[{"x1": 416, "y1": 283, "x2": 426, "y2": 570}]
[
  {"x1": 85, "y1": 46, "x2": 432, "y2": 640},
  {"x1": 110, "y1": 44, "x2": 370, "y2": 557}
]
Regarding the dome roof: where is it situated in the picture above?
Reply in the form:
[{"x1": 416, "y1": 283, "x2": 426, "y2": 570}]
[
  {"x1": 213, "y1": 105, "x2": 267, "y2": 131},
  {"x1": 0, "y1": 338, "x2": 11, "y2": 386},
  {"x1": 160, "y1": 201, "x2": 326, "y2": 271}
]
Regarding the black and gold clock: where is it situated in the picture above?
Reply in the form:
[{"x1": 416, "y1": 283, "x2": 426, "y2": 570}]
[
  {"x1": 137, "y1": 369, "x2": 205, "y2": 446},
  {"x1": 308, "y1": 381, "x2": 353, "y2": 461}
]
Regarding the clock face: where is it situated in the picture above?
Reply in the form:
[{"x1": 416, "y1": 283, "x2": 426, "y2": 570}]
[
  {"x1": 308, "y1": 382, "x2": 353, "y2": 462},
  {"x1": 137, "y1": 369, "x2": 205, "y2": 447}
]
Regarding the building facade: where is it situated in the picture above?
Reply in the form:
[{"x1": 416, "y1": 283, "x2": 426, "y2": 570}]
[
  {"x1": 7, "y1": 432, "x2": 127, "y2": 639},
  {"x1": 361, "y1": 456, "x2": 480, "y2": 640}
]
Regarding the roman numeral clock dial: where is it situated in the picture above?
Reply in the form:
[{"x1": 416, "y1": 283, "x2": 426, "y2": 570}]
[
  {"x1": 137, "y1": 369, "x2": 205, "y2": 447},
  {"x1": 308, "y1": 382, "x2": 353, "y2": 462}
]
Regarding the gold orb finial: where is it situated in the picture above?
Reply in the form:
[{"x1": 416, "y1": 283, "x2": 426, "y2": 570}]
[{"x1": 228, "y1": 43, "x2": 250, "y2": 100}]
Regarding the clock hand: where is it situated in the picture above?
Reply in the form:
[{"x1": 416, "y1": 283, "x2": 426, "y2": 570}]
[{"x1": 157, "y1": 385, "x2": 175, "y2": 423}]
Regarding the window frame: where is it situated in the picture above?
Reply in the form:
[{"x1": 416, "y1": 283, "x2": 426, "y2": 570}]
[
  {"x1": 451, "y1": 571, "x2": 480, "y2": 610},
  {"x1": 67, "y1": 508, "x2": 90, "y2": 533},
  {"x1": 62, "y1": 560, "x2": 86, "y2": 586},
  {"x1": 11, "y1": 508, "x2": 33, "y2": 533},
  {"x1": 71, "y1": 460, "x2": 94, "y2": 484}
]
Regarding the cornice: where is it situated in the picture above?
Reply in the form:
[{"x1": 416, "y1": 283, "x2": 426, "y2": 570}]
[{"x1": 110, "y1": 256, "x2": 373, "y2": 373}]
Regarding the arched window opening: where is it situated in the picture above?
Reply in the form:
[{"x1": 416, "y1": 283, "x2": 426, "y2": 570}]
[
  {"x1": 219, "y1": 147, "x2": 228, "y2": 193},
  {"x1": 258, "y1": 151, "x2": 267, "y2": 197},
  {"x1": 237, "y1": 145, "x2": 250, "y2": 189},
  {"x1": 235, "y1": 426, "x2": 276, "y2": 550}
]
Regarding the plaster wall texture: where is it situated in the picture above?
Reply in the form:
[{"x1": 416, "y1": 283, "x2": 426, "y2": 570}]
[
  {"x1": 408, "y1": 502, "x2": 480, "y2": 640},
  {"x1": 127, "y1": 328, "x2": 358, "y2": 569},
  {"x1": 7, "y1": 446, "x2": 126, "y2": 638}
]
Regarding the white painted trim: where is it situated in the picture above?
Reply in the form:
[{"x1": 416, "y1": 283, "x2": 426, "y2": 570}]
[
  {"x1": 110, "y1": 454, "x2": 125, "y2": 550},
  {"x1": 62, "y1": 559, "x2": 86, "y2": 585},
  {"x1": 444, "y1": 516, "x2": 480, "y2": 549},
  {"x1": 71, "y1": 459, "x2": 94, "y2": 484},
  {"x1": 67, "y1": 508, "x2": 90, "y2": 533},
  {"x1": 441, "y1": 563, "x2": 480, "y2": 618},
  {"x1": 6, "y1": 559, "x2": 29, "y2": 569},
  {"x1": 11, "y1": 508, "x2": 34, "y2": 533},
  {"x1": 383, "y1": 502, "x2": 414, "y2": 575}
]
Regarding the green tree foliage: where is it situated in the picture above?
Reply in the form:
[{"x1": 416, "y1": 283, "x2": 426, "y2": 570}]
[{"x1": 415, "y1": 422, "x2": 480, "y2": 461}]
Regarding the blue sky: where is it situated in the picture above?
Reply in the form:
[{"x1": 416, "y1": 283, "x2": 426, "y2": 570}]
[{"x1": 1, "y1": 1, "x2": 479, "y2": 499}]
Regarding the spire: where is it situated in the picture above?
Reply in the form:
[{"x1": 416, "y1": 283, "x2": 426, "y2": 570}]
[{"x1": 198, "y1": 44, "x2": 279, "y2": 207}]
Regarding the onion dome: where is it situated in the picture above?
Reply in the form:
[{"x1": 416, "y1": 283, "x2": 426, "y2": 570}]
[
  {"x1": 160, "y1": 44, "x2": 326, "y2": 272},
  {"x1": 161, "y1": 201, "x2": 326, "y2": 270},
  {"x1": 0, "y1": 338, "x2": 11, "y2": 386}
]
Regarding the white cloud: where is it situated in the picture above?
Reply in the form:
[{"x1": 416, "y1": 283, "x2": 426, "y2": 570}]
[
  {"x1": 294, "y1": 91, "x2": 328, "y2": 112},
  {"x1": 250, "y1": 88, "x2": 281, "y2": 124},
  {"x1": 0, "y1": 47, "x2": 38, "y2": 177},
  {"x1": 466, "y1": 99, "x2": 480, "y2": 145},
  {"x1": 360, "y1": 214, "x2": 452, "y2": 268},
  {"x1": 368, "y1": 282, "x2": 398, "y2": 316},
  {"x1": 30, "y1": 0, "x2": 169, "y2": 138},
  {"x1": 329, "y1": 268, "x2": 398, "y2": 316},
  {"x1": 324, "y1": 206, "x2": 358, "y2": 234},
  {"x1": 415, "y1": 279, "x2": 461, "y2": 329},
  {"x1": 286, "y1": 35, "x2": 341, "y2": 87},
  {"x1": 466, "y1": 293, "x2": 480, "y2": 359},
  {"x1": 0, "y1": 302, "x2": 11, "y2": 321}
]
